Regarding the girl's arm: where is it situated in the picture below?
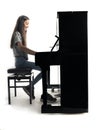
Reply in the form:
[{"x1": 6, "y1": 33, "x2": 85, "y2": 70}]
[{"x1": 17, "y1": 42, "x2": 37, "y2": 55}]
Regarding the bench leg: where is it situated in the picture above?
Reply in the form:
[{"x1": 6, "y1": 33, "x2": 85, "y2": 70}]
[
  {"x1": 8, "y1": 77, "x2": 11, "y2": 104},
  {"x1": 29, "y1": 77, "x2": 32, "y2": 104},
  {"x1": 14, "y1": 79, "x2": 17, "y2": 97}
]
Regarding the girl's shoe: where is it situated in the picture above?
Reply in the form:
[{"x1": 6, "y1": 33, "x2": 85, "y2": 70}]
[{"x1": 40, "y1": 93, "x2": 57, "y2": 103}]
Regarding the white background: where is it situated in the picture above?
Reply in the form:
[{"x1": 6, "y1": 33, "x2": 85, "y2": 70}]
[{"x1": 0, "y1": 0, "x2": 104, "y2": 130}]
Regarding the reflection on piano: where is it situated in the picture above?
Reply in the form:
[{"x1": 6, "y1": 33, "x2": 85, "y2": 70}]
[{"x1": 35, "y1": 11, "x2": 88, "y2": 113}]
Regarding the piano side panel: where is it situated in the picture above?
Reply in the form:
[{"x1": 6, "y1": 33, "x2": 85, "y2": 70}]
[{"x1": 58, "y1": 11, "x2": 88, "y2": 111}]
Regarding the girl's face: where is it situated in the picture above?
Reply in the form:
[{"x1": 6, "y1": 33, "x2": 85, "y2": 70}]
[{"x1": 24, "y1": 19, "x2": 29, "y2": 30}]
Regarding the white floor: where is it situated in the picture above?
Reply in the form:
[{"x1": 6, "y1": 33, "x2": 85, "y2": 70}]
[{"x1": 0, "y1": 71, "x2": 103, "y2": 130}]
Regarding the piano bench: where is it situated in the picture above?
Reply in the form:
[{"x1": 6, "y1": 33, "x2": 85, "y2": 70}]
[{"x1": 7, "y1": 68, "x2": 34, "y2": 104}]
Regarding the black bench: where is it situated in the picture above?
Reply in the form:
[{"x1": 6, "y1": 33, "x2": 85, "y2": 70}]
[{"x1": 7, "y1": 68, "x2": 34, "y2": 104}]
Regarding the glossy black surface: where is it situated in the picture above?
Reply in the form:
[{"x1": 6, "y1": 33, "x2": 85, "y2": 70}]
[{"x1": 35, "y1": 11, "x2": 88, "y2": 113}]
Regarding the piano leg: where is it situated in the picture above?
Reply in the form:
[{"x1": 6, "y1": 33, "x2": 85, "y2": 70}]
[
  {"x1": 41, "y1": 68, "x2": 48, "y2": 106},
  {"x1": 46, "y1": 67, "x2": 50, "y2": 87}
]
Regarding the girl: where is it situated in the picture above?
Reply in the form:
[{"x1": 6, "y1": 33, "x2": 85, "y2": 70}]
[{"x1": 10, "y1": 15, "x2": 56, "y2": 103}]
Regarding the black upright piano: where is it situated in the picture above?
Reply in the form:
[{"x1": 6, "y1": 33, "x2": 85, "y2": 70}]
[{"x1": 35, "y1": 11, "x2": 88, "y2": 113}]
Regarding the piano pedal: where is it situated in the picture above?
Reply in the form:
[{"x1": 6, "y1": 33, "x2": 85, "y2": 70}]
[
  {"x1": 51, "y1": 87, "x2": 54, "y2": 92},
  {"x1": 51, "y1": 87, "x2": 60, "y2": 93}
]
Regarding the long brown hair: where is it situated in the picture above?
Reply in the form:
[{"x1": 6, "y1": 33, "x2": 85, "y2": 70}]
[{"x1": 10, "y1": 15, "x2": 29, "y2": 48}]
